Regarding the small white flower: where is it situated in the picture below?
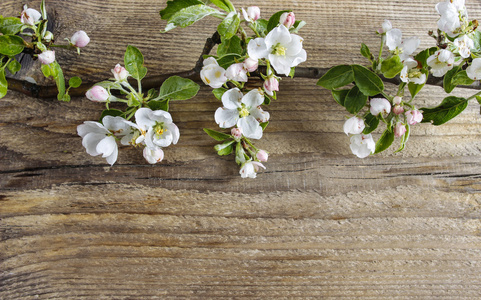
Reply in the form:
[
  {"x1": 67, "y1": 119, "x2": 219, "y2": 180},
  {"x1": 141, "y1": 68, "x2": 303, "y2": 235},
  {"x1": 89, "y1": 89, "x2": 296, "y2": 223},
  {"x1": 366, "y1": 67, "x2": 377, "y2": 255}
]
[
  {"x1": 143, "y1": 146, "x2": 164, "y2": 164},
  {"x1": 466, "y1": 57, "x2": 481, "y2": 80},
  {"x1": 427, "y1": 49, "x2": 454, "y2": 77},
  {"x1": 350, "y1": 134, "x2": 375, "y2": 158},
  {"x1": 214, "y1": 88, "x2": 269, "y2": 140},
  {"x1": 385, "y1": 28, "x2": 402, "y2": 51},
  {"x1": 71, "y1": 31, "x2": 90, "y2": 48},
  {"x1": 436, "y1": 0, "x2": 467, "y2": 37},
  {"x1": 20, "y1": 5, "x2": 41, "y2": 26},
  {"x1": 77, "y1": 116, "x2": 136, "y2": 165},
  {"x1": 200, "y1": 57, "x2": 227, "y2": 88},
  {"x1": 243, "y1": 57, "x2": 258, "y2": 72},
  {"x1": 225, "y1": 63, "x2": 248, "y2": 82},
  {"x1": 343, "y1": 116, "x2": 365, "y2": 135},
  {"x1": 385, "y1": 28, "x2": 420, "y2": 62},
  {"x1": 111, "y1": 64, "x2": 129, "y2": 81},
  {"x1": 454, "y1": 35, "x2": 474, "y2": 58},
  {"x1": 247, "y1": 25, "x2": 306, "y2": 76},
  {"x1": 256, "y1": 149, "x2": 268, "y2": 162},
  {"x1": 405, "y1": 110, "x2": 423, "y2": 125},
  {"x1": 38, "y1": 50, "x2": 55, "y2": 65},
  {"x1": 240, "y1": 160, "x2": 266, "y2": 178},
  {"x1": 370, "y1": 98, "x2": 391, "y2": 116},
  {"x1": 263, "y1": 76, "x2": 279, "y2": 96},
  {"x1": 242, "y1": 6, "x2": 260, "y2": 22},
  {"x1": 394, "y1": 122, "x2": 407, "y2": 138},
  {"x1": 377, "y1": 19, "x2": 392, "y2": 34},
  {"x1": 400, "y1": 58, "x2": 426, "y2": 85},
  {"x1": 135, "y1": 107, "x2": 180, "y2": 149},
  {"x1": 86, "y1": 85, "x2": 110, "y2": 102}
]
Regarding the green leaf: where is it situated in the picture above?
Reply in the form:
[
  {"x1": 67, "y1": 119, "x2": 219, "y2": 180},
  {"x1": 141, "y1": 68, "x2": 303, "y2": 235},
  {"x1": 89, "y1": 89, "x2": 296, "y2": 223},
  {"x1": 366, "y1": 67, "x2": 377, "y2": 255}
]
[
  {"x1": 217, "y1": 35, "x2": 243, "y2": 57},
  {"x1": 375, "y1": 129, "x2": 395, "y2": 154},
  {"x1": 164, "y1": 5, "x2": 221, "y2": 32},
  {"x1": 452, "y1": 70, "x2": 475, "y2": 86},
  {"x1": 217, "y1": 53, "x2": 241, "y2": 69},
  {"x1": 40, "y1": 0, "x2": 47, "y2": 20},
  {"x1": 212, "y1": 87, "x2": 227, "y2": 100},
  {"x1": 0, "y1": 17, "x2": 24, "y2": 35},
  {"x1": 260, "y1": 121, "x2": 268, "y2": 130},
  {"x1": 317, "y1": 65, "x2": 354, "y2": 90},
  {"x1": 421, "y1": 96, "x2": 468, "y2": 125},
  {"x1": 476, "y1": 95, "x2": 481, "y2": 105},
  {"x1": 380, "y1": 55, "x2": 403, "y2": 78},
  {"x1": 344, "y1": 85, "x2": 368, "y2": 114},
  {"x1": 51, "y1": 61, "x2": 66, "y2": 101},
  {"x1": 209, "y1": 0, "x2": 235, "y2": 12},
  {"x1": 362, "y1": 113, "x2": 379, "y2": 134},
  {"x1": 215, "y1": 139, "x2": 235, "y2": 155},
  {"x1": 7, "y1": 58, "x2": 21, "y2": 75},
  {"x1": 255, "y1": 19, "x2": 268, "y2": 36},
  {"x1": 100, "y1": 109, "x2": 124, "y2": 122},
  {"x1": 204, "y1": 128, "x2": 232, "y2": 141},
  {"x1": 471, "y1": 30, "x2": 481, "y2": 53},
  {"x1": 360, "y1": 43, "x2": 373, "y2": 61},
  {"x1": 352, "y1": 64, "x2": 384, "y2": 96},
  {"x1": 267, "y1": 10, "x2": 291, "y2": 32},
  {"x1": 0, "y1": 35, "x2": 25, "y2": 56},
  {"x1": 395, "y1": 124, "x2": 410, "y2": 153},
  {"x1": 263, "y1": 94, "x2": 271, "y2": 105},
  {"x1": 217, "y1": 12, "x2": 240, "y2": 40},
  {"x1": 41, "y1": 64, "x2": 51, "y2": 77},
  {"x1": 158, "y1": 76, "x2": 199, "y2": 100},
  {"x1": 148, "y1": 99, "x2": 169, "y2": 112},
  {"x1": 443, "y1": 63, "x2": 462, "y2": 93},
  {"x1": 68, "y1": 76, "x2": 82, "y2": 88},
  {"x1": 407, "y1": 70, "x2": 427, "y2": 99},
  {"x1": 159, "y1": 0, "x2": 203, "y2": 20},
  {"x1": 331, "y1": 89, "x2": 349, "y2": 106},
  {"x1": 414, "y1": 47, "x2": 437, "y2": 68},
  {"x1": 0, "y1": 68, "x2": 7, "y2": 98},
  {"x1": 124, "y1": 45, "x2": 148, "y2": 81},
  {"x1": 290, "y1": 20, "x2": 306, "y2": 34}
]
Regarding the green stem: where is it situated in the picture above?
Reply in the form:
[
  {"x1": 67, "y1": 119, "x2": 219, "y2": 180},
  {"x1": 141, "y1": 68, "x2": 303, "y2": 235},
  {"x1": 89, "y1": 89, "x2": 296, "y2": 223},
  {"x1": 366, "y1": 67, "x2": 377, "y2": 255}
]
[
  {"x1": 467, "y1": 90, "x2": 481, "y2": 101},
  {"x1": 248, "y1": 23, "x2": 261, "y2": 37},
  {"x1": 243, "y1": 137, "x2": 259, "y2": 152}
]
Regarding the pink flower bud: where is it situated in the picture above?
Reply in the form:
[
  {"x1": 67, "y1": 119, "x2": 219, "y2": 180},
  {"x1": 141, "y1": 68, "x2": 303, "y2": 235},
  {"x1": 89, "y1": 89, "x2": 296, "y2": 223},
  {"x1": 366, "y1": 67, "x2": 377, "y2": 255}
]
[
  {"x1": 263, "y1": 76, "x2": 279, "y2": 94},
  {"x1": 71, "y1": 31, "x2": 90, "y2": 48},
  {"x1": 243, "y1": 57, "x2": 258, "y2": 72},
  {"x1": 242, "y1": 6, "x2": 260, "y2": 22},
  {"x1": 38, "y1": 50, "x2": 55, "y2": 65},
  {"x1": 279, "y1": 12, "x2": 295, "y2": 28},
  {"x1": 256, "y1": 149, "x2": 268, "y2": 162},
  {"x1": 394, "y1": 122, "x2": 407, "y2": 137},
  {"x1": 393, "y1": 105, "x2": 404, "y2": 115},
  {"x1": 405, "y1": 110, "x2": 423, "y2": 125},
  {"x1": 86, "y1": 85, "x2": 110, "y2": 102},
  {"x1": 111, "y1": 64, "x2": 129, "y2": 81},
  {"x1": 370, "y1": 98, "x2": 391, "y2": 116},
  {"x1": 226, "y1": 63, "x2": 248, "y2": 82},
  {"x1": 393, "y1": 96, "x2": 402, "y2": 105},
  {"x1": 231, "y1": 127, "x2": 243, "y2": 139}
]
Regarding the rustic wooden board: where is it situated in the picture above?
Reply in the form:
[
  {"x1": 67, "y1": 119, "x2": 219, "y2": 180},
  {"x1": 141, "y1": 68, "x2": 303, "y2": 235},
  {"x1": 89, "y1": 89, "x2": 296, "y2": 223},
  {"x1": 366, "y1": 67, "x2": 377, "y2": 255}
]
[{"x1": 2, "y1": 0, "x2": 481, "y2": 298}]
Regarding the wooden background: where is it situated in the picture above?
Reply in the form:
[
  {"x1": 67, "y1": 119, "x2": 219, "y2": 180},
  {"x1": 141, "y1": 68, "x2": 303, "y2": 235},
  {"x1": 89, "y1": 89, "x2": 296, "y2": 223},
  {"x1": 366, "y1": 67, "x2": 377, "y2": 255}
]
[{"x1": 2, "y1": 0, "x2": 481, "y2": 298}]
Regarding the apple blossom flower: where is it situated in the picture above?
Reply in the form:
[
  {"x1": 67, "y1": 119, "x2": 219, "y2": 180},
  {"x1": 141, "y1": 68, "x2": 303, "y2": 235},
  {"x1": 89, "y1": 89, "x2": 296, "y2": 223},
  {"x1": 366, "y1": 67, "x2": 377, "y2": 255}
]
[
  {"x1": 214, "y1": 88, "x2": 269, "y2": 140},
  {"x1": 350, "y1": 134, "x2": 375, "y2": 158},
  {"x1": 231, "y1": 127, "x2": 243, "y2": 140},
  {"x1": 71, "y1": 31, "x2": 90, "y2": 48},
  {"x1": 134, "y1": 107, "x2": 180, "y2": 150},
  {"x1": 86, "y1": 85, "x2": 110, "y2": 102},
  {"x1": 77, "y1": 116, "x2": 136, "y2": 165},
  {"x1": 466, "y1": 58, "x2": 481, "y2": 80},
  {"x1": 225, "y1": 63, "x2": 248, "y2": 82},
  {"x1": 143, "y1": 146, "x2": 164, "y2": 164},
  {"x1": 393, "y1": 105, "x2": 404, "y2": 115},
  {"x1": 393, "y1": 96, "x2": 402, "y2": 105},
  {"x1": 427, "y1": 49, "x2": 454, "y2": 77},
  {"x1": 385, "y1": 28, "x2": 420, "y2": 62},
  {"x1": 247, "y1": 25, "x2": 306, "y2": 76},
  {"x1": 343, "y1": 116, "x2": 365, "y2": 135},
  {"x1": 256, "y1": 149, "x2": 268, "y2": 162},
  {"x1": 242, "y1": 6, "x2": 260, "y2": 22},
  {"x1": 44, "y1": 31, "x2": 54, "y2": 42},
  {"x1": 111, "y1": 64, "x2": 129, "y2": 81},
  {"x1": 370, "y1": 98, "x2": 391, "y2": 116},
  {"x1": 454, "y1": 35, "x2": 474, "y2": 58},
  {"x1": 279, "y1": 12, "x2": 295, "y2": 28},
  {"x1": 200, "y1": 57, "x2": 227, "y2": 88},
  {"x1": 394, "y1": 122, "x2": 407, "y2": 137},
  {"x1": 243, "y1": 57, "x2": 258, "y2": 72},
  {"x1": 405, "y1": 109, "x2": 423, "y2": 125},
  {"x1": 240, "y1": 160, "x2": 266, "y2": 178},
  {"x1": 20, "y1": 5, "x2": 41, "y2": 26},
  {"x1": 263, "y1": 76, "x2": 279, "y2": 96},
  {"x1": 436, "y1": 0, "x2": 467, "y2": 37},
  {"x1": 400, "y1": 58, "x2": 426, "y2": 85},
  {"x1": 38, "y1": 50, "x2": 55, "y2": 65},
  {"x1": 377, "y1": 19, "x2": 392, "y2": 34}
]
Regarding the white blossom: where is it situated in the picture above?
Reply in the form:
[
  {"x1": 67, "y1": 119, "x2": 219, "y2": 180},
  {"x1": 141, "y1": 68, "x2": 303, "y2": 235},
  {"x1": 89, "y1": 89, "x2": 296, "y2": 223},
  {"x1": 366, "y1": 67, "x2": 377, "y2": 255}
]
[
  {"x1": 71, "y1": 31, "x2": 90, "y2": 48},
  {"x1": 400, "y1": 58, "x2": 426, "y2": 85},
  {"x1": 225, "y1": 63, "x2": 248, "y2": 82},
  {"x1": 370, "y1": 98, "x2": 391, "y2": 116},
  {"x1": 200, "y1": 57, "x2": 227, "y2": 88},
  {"x1": 86, "y1": 85, "x2": 110, "y2": 102},
  {"x1": 466, "y1": 57, "x2": 481, "y2": 80},
  {"x1": 350, "y1": 134, "x2": 375, "y2": 158},
  {"x1": 454, "y1": 35, "x2": 474, "y2": 58},
  {"x1": 242, "y1": 6, "x2": 260, "y2": 22},
  {"x1": 135, "y1": 107, "x2": 180, "y2": 150},
  {"x1": 247, "y1": 25, "x2": 306, "y2": 76},
  {"x1": 240, "y1": 160, "x2": 266, "y2": 178},
  {"x1": 427, "y1": 49, "x2": 454, "y2": 77},
  {"x1": 343, "y1": 116, "x2": 365, "y2": 135},
  {"x1": 436, "y1": 0, "x2": 467, "y2": 37},
  {"x1": 111, "y1": 64, "x2": 129, "y2": 81},
  {"x1": 377, "y1": 19, "x2": 392, "y2": 34},
  {"x1": 405, "y1": 110, "x2": 423, "y2": 125},
  {"x1": 38, "y1": 50, "x2": 55, "y2": 65},
  {"x1": 143, "y1": 146, "x2": 164, "y2": 164},
  {"x1": 214, "y1": 88, "x2": 269, "y2": 139},
  {"x1": 20, "y1": 5, "x2": 41, "y2": 26},
  {"x1": 385, "y1": 28, "x2": 420, "y2": 62}
]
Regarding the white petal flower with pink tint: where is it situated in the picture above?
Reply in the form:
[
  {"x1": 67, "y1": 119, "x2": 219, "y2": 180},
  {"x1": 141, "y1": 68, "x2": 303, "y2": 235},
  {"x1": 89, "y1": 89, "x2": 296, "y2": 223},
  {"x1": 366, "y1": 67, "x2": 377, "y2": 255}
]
[
  {"x1": 263, "y1": 76, "x2": 279, "y2": 96},
  {"x1": 466, "y1": 58, "x2": 481, "y2": 80},
  {"x1": 436, "y1": 0, "x2": 467, "y2": 37},
  {"x1": 225, "y1": 63, "x2": 248, "y2": 82},
  {"x1": 454, "y1": 35, "x2": 474, "y2": 58},
  {"x1": 38, "y1": 50, "x2": 55, "y2": 65},
  {"x1": 86, "y1": 85, "x2": 110, "y2": 102},
  {"x1": 350, "y1": 134, "x2": 375, "y2": 158},
  {"x1": 343, "y1": 116, "x2": 365, "y2": 135},
  {"x1": 135, "y1": 107, "x2": 180, "y2": 149},
  {"x1": 400, "y1": 58, "x2": 426, "y2": 85},
  {"x1": 370, "y1": 98, "x2": 391, "y2": 116},
  {"x1": 240, "y1": 160, "x2": 266, "y2": 178},
  {"x1": 405, "y1": 110, "x2": 423, "y2": 125},
  {"x1": 20, "y1": 5, "x2": 41, "y2": 26},
  {"x1": 71, "y1": 31, "x2": 90, "y2": 48},
  {"x1": 200, "y1": 57, "x2": 227, "y2": 88},
  {"x1": 427, "y1": 49, "x2": 454, "y2": 77},
  {"x1": 143, "y1": 146, "x2": 164, "y2": 164},
  {"x1": 243, "y1": 57, "x2": 258, "y2": 72},
  {"x1": 242, "y1": 6, "x2": 260, "y2": 22},
  {"x1": 279, "y1": 12, "x2": 295, "y2": 28},
  {"x1": 377, "y1": 19, "x2": 392, "y2": 34},
  {"x1": 214, "y1": 88, "x2": 269, "y2": 139},
  {"x1": 256, "y1": 149, "x2": 268, "y2": 162},
  {"x1": 111, "y1": 64, "x2": 129, "y2": 81},
  {"x1": 394, "y1": 122, "x2": 407, "y2": 137}
]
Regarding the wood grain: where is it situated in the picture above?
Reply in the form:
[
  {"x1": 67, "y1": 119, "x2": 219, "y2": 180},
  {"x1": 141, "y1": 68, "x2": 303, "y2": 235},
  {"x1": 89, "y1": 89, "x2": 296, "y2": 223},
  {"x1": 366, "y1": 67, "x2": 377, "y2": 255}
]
[{"x1": 2, "y1": 0, "x2": 481, "y2": 298}]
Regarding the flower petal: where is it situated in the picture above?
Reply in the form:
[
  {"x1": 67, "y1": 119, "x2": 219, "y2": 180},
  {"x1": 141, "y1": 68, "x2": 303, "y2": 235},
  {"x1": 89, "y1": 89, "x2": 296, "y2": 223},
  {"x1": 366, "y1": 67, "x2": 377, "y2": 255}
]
[
  {"x1": 265, "y1": 25, "x2": 291, "y2": 49},
  {"x1": 237, "y1": 116, "x2": 262, "y2": 139},
  {"x1": 242, "y1": 89, "x2": 264, "y2": 108},
  {"x1": 247, "y1": 38, "x2": 269, "y2": 60},
  {"x1": 215, "y1": 107, "x2": 239, "y2": 128},
  {"x1": 96, "y1": 136, "x2": 117, "y2": 158},
  {"x1": 222, "y1": 88, "x2": 243, "y2": 109}
]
